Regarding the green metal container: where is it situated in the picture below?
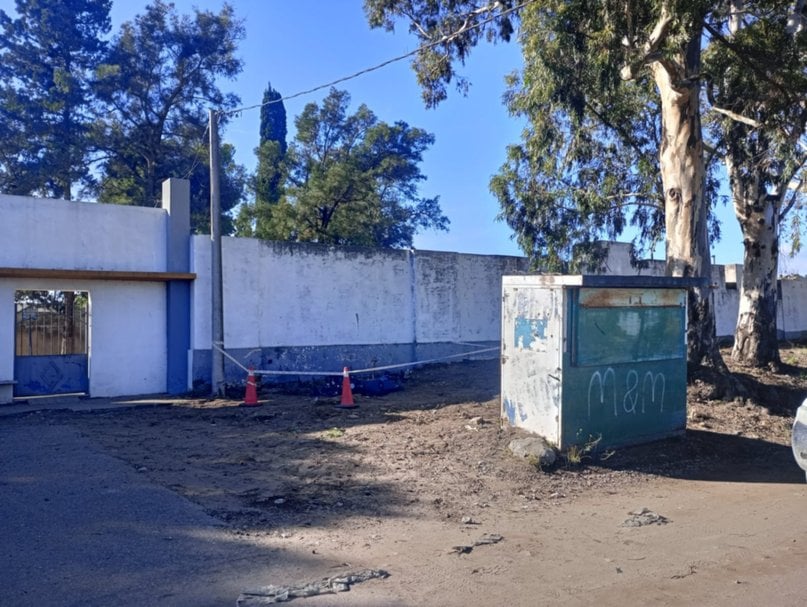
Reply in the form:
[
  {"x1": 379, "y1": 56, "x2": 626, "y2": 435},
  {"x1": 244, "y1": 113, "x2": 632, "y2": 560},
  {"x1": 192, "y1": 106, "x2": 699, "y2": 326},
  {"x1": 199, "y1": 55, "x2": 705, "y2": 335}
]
[{"x1": 501, "y1": 275, "x2": 705, "y2": 450}]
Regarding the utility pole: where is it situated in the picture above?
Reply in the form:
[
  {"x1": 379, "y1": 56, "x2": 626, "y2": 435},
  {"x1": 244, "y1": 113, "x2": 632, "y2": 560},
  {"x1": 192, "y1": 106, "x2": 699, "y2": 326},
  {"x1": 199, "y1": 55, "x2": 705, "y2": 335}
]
[{"x1": 209, "y1": 109, "x2": 225, "y2": 397}]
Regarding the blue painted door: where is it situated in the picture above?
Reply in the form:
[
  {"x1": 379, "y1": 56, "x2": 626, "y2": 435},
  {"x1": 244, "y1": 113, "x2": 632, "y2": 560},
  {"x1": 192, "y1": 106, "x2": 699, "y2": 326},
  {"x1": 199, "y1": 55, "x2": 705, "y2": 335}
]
[
  {"x1": 14, "y1": 291, "x2": 90, "y2": 397},
  {"x1": 14, "y1": 354, "x2": 89, "y2": 396}
]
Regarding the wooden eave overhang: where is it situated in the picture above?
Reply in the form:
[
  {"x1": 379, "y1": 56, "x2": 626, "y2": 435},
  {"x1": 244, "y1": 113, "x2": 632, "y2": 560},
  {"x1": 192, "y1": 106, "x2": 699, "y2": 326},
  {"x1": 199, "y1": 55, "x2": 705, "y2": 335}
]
[{"x1": 0, "y1": 267, "x2": 196, "y2": 282}]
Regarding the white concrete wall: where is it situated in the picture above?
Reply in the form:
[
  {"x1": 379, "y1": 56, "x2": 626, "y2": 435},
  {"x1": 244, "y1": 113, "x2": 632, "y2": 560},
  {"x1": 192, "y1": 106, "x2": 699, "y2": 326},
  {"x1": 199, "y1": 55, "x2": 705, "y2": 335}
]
[
  {"x1": 601, "y1": 242, "x2": 665, "y2": 277},
  {"x1": 780, "y1": 279, "x2": 807, "y2": 339},
  {"x1": 415, "y1": 252, "x2": 525, "y2": 342},
  {"x1": 0, "y1": 194, "x2": 171, "y2": 399},
  {"x1": 7, "y1": 184, "x2": 807, "y2": 401},
  {"x1": 191, "y1": 236, "x2": 525, "y2": 351},
  {"x1": 1, "y1": 194, "x2": 167, "y2": 272},
  {"x1": 0, "y1": 278, "x2": 166, "y2": 396}
]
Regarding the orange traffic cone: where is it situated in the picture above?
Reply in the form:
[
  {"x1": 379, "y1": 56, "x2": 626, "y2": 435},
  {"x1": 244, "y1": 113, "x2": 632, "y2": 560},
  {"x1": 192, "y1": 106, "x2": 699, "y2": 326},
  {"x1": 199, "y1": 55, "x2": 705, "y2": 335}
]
[
  {"x1": 243, "y1": 367, "x2": 259, "y2": 407},
  {"x1": 337, "y1": 367, "x2": 356, "y2": 408}
]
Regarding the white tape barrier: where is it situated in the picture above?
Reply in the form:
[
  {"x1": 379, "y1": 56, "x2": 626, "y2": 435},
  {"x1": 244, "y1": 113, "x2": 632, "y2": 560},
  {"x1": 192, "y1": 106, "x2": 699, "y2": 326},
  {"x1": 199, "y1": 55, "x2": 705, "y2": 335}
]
[
  {"x1": 211, "y1": 343, "x2": 499, "y2": 378},
  {"x1": 349, "y1": 347, "x2": 499, "y2": 374}
]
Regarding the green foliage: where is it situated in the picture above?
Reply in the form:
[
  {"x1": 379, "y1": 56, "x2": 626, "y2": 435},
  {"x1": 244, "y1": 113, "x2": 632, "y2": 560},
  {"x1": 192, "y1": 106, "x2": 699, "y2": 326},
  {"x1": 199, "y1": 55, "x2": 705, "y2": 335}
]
[
  {"x1": 259, "y1": 83, "x2": 288, "y2": 157},
  {"x1": 236, "y1": 83, "x2": 288, "y2": 238},
  {"x1": 0, "y1": 0, "x2": 111, "y2": 198},
  {"x1": 255, "y1": 83, "x2": 287, "y2": 206},
  {"x1": 92, "y1": 0, "x2": 246, "y2": 232},
  {"x1": 563, "y1": 432, "x2": 601, "y2": 467},
  {"x1": 491, "y1": 2, "x2": 670, "y2": 271},
  {"x1": 703, "y1": 2, "x2": 807, "y2": 249},
  {"x1": 365, "y1": 0, "x2": 728, "y2": 270},
  {"x1": 258, "y1": 88, "x2": 448, "y2": 248},
  {"x1": 365, "y1": 0, "x2": 517, "y2": 108},
  {"x1": 322, "y1": 427, "x2": 345, "y2": 439},
  {"x1": 187, "y1": 142, "x2": 247, "y2": 236}
]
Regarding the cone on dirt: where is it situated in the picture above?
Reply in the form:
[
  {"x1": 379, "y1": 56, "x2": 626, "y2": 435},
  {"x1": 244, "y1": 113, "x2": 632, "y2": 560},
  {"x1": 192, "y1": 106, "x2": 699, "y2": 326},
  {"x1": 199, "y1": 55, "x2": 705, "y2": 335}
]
[
  {"x1": 337, "y1": 366, "x2": 356, "y2": 408},
  {"x1": 243, "y1": 367, "x2": 259, "y2": 407}
]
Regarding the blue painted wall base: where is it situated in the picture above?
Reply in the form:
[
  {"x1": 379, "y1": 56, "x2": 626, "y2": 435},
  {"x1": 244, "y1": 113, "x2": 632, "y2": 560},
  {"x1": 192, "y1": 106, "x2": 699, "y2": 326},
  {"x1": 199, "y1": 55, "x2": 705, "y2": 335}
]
[{"x1": 191, "y1": 341, "x2": 498, "y2": 392}]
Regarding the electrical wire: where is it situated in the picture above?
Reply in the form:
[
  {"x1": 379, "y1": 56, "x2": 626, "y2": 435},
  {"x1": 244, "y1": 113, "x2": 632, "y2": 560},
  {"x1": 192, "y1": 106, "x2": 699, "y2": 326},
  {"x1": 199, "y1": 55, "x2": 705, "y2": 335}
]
[{"x1": 218, "y1": 0, "x2": 534, "y2": 117}]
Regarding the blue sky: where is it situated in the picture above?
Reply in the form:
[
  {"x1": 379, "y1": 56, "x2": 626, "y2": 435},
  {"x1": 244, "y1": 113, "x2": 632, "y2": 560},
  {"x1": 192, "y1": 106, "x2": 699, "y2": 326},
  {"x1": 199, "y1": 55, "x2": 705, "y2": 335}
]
[
  {"x1": 107, "y1": 0, "x2": 528, "y2": 257},
  {"x1": 6, "y1": 0, "x2": 798, "y2": 271}
]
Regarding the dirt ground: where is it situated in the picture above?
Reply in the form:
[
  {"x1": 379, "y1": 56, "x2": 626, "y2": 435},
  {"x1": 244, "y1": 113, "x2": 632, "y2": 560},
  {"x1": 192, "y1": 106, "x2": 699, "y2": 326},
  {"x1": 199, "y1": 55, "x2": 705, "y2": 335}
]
[{"x1": 7, "y1": 346, "x2": 807, "y2": 605}]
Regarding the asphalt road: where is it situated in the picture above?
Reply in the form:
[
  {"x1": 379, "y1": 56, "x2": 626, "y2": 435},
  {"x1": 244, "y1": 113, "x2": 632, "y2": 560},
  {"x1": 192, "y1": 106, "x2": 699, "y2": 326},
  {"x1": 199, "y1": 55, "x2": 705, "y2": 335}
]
[{"x1": 0, "y1": 421, "x2": 279, "y2": 607}]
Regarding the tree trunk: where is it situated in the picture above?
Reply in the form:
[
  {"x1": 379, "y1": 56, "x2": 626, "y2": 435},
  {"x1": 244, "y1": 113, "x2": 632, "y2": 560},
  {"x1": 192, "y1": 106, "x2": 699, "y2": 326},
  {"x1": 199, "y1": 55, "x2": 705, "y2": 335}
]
[
  {"x1": 726, "y1": 154, "x2": 781, "y2": 367},
  {"x1": 650, "y1": 37, "x2": 725, "y2": 369}
]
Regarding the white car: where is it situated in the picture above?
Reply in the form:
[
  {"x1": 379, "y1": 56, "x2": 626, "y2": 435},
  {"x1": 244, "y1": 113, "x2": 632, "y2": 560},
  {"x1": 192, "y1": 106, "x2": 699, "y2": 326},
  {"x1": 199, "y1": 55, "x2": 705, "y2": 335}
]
[{"x1": 793, "y1": 400, "x2": 807, "y2": 482}]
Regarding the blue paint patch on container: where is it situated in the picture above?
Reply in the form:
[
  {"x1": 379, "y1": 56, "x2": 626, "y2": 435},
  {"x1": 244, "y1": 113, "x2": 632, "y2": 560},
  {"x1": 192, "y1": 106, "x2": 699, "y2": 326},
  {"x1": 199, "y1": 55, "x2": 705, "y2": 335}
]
[
  {"x1": 503, "y1": 398, "x2": 517, "y2": 424},
  {"x1": 514, "y1": 316, "x2": 547, "y2": 349}
]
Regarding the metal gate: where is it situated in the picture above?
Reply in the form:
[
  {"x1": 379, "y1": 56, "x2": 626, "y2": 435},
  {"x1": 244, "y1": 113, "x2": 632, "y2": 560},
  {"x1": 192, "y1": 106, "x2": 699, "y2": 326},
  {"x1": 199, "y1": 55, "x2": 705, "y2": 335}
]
[{"x1": 14, "y1": 291, "x2": 89, "y2": 396}]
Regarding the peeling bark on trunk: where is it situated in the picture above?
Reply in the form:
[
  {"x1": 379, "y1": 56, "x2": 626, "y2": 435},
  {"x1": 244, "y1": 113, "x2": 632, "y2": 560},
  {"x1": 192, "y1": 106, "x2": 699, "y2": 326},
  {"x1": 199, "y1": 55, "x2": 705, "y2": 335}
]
[
  {"x1": 650, "y1": 35, "x2": 724, "y2": 369},
  {"x1": 726, "y1": 154, "x2": 781, "y2": 367}
]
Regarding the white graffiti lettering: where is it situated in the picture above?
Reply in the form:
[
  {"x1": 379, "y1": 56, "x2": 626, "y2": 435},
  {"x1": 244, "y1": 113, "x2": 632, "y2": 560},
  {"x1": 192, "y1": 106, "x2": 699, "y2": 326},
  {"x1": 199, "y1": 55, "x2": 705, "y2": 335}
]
[
  {"x1": 587, "y1": 367, "x2": 666, "y2": 418},
  {"x1": 642, "y1": 371, "x2": 666, "y2": 412},
  {"x1": 623, "y1": 370, "x2": 639, "y2": 414},
  {"x1": 587, "y1": 368, "x2": 616, "y2": 418}
]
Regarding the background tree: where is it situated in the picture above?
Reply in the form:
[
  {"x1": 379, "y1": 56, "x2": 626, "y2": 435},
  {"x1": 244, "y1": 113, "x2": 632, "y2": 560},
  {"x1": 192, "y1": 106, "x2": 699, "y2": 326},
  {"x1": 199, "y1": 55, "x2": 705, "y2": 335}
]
[
  {"x1": 490, "y1": 15, "x2": 670, "y2": 273},
  {"x1": 0, "y1": 0, "x2": 111, "y2": 198},
  {"x1": 93, "y1": 0, "x2": 245, "y2": 232},
  {"x1": 263, "y1": 88, "x2": 448, "y2": 248},
  {"x1": 235, "y1": 82, "x2": 288, "y2": 237},
  {"x1": 704, "y1": 1, "x2": 807, "y2": 367},
  {"x1": 367, "y1": 0, "x2": 807, "y2": 372},
  {"x1": 0, "y1": 0, "x2": 111, "y2": 350},
  {"x1": 186, "y1": 141, "x2": 247, "y2": 235},
  {"x1": 366, "y1": 0, "x2": 725, "y2": 368},
  {"x1": 255, "y1": 83, "x2": 288, "y2": 204}
]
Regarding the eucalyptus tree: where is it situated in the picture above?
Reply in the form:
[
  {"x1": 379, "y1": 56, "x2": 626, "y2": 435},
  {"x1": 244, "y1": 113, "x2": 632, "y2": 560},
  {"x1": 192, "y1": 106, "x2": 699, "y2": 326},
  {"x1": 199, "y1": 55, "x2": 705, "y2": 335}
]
[
  {"x1": 704, "y1": 1, "x2": 807, "y2": 367},
  {"x1": 0, "y1": 0, "x2": 111, "y2": 199},
  {"x1": 366, "y1": 0, "x2": 725, "y2": 367},
  {"x1": 490, "y1": 12, "x2": 670, "y2": 273}
]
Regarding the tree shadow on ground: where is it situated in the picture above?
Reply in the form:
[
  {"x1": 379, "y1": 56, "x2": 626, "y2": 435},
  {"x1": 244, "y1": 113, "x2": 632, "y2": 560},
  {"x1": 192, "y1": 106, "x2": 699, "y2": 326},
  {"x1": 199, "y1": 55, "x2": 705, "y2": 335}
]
[
  {"x1": 256, "y1": 358, "x2": 501, "y2": 414},
  {"x1": 56, "y1": 405, "x2": 417, "y2": 532},
  {"x1": 0, "y1": 421, "x2": 368, "y2": 607},
  {"x1": 14, "y1": 359, "x2": 502, "y2": 534},
  {"x1": 732, "y1": 366, "x2": 807, "y2": 417},
  {"x1": 591, "y1": 429, "x2": 804, "y2": 484},
  {"x1": 690, "y1": 362, "x2": 806, "y2": 418}
]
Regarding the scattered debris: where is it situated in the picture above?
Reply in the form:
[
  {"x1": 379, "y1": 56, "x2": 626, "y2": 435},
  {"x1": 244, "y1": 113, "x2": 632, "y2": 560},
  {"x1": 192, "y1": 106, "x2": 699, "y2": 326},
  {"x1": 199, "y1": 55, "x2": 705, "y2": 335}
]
[
  {"x1": 237, "y1": 569, "x2": 390, "y2": 605},
  {"x1": 450, "y1": 533, "x2": 504, "y2": 555},
  {"x1": 671, "y1": 564, "x2": 698, "y2": 579},
  {"x1": 622, "y1": 507, "x2": 670, "y2": 527}
]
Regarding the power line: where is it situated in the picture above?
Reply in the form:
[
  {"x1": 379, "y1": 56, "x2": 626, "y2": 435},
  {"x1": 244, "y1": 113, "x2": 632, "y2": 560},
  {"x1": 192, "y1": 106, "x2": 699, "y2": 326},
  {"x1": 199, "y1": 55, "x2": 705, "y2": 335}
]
[{"x1": 219, "y1": 0, "x2": 534, "y2": 117}]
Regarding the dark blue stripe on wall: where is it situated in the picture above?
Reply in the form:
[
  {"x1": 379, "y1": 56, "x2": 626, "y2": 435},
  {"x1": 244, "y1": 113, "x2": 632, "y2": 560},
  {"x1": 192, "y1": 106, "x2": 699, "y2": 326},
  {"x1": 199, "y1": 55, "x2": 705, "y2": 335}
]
[{"x1": 166, "y1": 281, "x2": 190, "y2": 394}]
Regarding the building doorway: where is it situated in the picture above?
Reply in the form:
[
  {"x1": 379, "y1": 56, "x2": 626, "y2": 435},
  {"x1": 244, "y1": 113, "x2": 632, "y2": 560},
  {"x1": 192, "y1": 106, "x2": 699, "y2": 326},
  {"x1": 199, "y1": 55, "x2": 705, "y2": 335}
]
[{"x1": 14, "y1": 290, "x2": 90, "y2": 396}]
